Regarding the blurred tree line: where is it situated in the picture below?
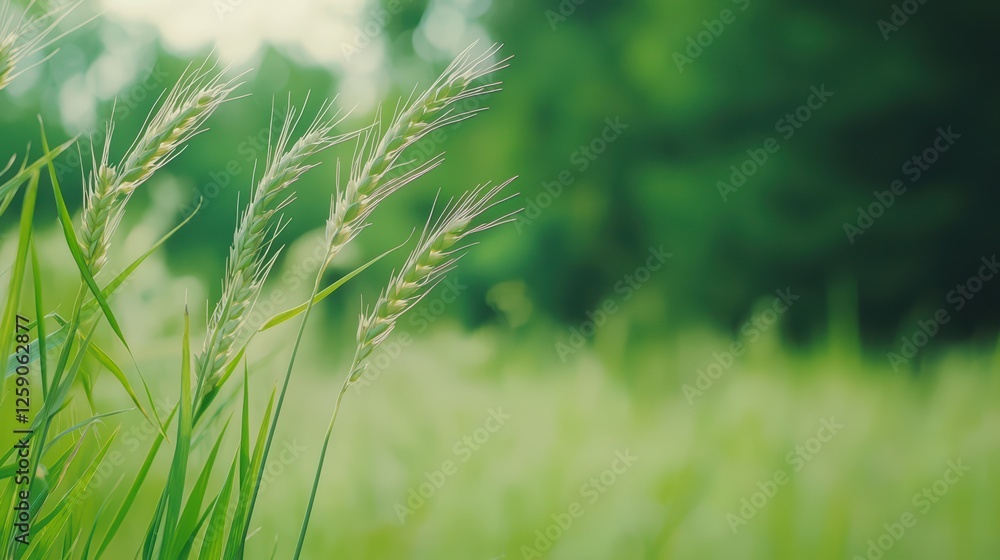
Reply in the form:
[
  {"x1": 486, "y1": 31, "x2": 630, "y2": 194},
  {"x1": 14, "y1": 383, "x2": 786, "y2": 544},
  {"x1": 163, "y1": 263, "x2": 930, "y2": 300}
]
[{"x1": 1, "y1": 0, "x2": 997, "y2": 350}]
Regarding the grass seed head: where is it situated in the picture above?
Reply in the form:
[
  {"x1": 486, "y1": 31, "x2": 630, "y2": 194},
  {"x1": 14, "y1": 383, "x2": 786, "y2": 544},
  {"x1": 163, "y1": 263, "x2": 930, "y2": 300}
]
[
  {"x1": 324, "y1": 43, "x2": 509, "y2": 265},
  {"x1": 0, "y1": 0, "x2": 82, "y2": 91},
  {"x1": 349, "y1": 178, "x2": 518, "y2": 382},
  {"x1": 79, "y1": 62, "x2": 241, "y2": 273},
  {"x1": 195, "y1": 99, "x2": 356, "y2": 408}
]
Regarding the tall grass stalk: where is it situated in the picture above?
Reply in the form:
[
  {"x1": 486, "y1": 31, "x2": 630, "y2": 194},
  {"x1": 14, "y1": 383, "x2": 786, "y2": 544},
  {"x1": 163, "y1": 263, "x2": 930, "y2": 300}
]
[
  {"x1": 79, "y1": 63, "x2": 240, "y2": 275},
  {"x1": 293, "y1": 180, "x2": 518, "y2": 557},
  {"x1": 0, "y1": 33, "x2": 516, "y2": 557},
  {"x1": 240, "y1": 43, "x2": 511, "y2": 551},
  {"x1": 194, "y1": 99, "x2": 356, "y2": 419},
  {"x1": 323, "y1": 42, "x2": 509, "y2": 266},
  {"x1": 0, "y1": 60, "x2": 240, "y2": 555}
]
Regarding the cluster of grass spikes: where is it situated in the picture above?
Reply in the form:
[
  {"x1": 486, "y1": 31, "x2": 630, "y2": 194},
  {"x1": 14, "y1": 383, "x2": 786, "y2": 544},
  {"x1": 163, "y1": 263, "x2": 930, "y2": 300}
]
[{"x1": 0, "y1": 4, "x2": 517, "y2": 558}]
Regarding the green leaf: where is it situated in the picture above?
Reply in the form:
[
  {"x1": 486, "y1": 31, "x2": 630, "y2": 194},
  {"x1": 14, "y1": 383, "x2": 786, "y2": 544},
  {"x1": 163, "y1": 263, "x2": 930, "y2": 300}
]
[
  {"x1": 4, "y1": 320, "x2": 68, "y2": 380},
  {"x1": 32, "y1": 428, "x2": 120, "y2": 535},
  {"x1": 199, "y1": 458, "x2": 238, "y2": 560},
  {"x1": 16, "y1": 309, "x2": 99, "y2": 529},
  {"x1": 142, "y1": 489, "x2": 169, "y2": 560},
  {"x1": 0, "y1": 170, "x2": 39, "y2": 404},
  {"x1": 240, "y1": 365, "x2": 251, "y2": 479},
  {"x1": 162, "y1": 304, "x2": 194, "y2": 553},
  {"x1": 40, "y1": 126, "x2": 132, "y2": 356},
  {"x1": 0, "y1": 188, "x2": 18, "y2": 220},
  {"x1": 259, "y1": 245, "x2": 399, "y2": 332},
  {"x1": 84, "y1": 339, "x2": 164, "y2": 437},
  {"x1": 194, "y1": 245, "x2": 397, "y2": 422},
  {"x1": 42, "y1": 408, "x2": 131, "y2": 458},
  {"x1": 33, "y1": 320, "x2": 98, "y2": 435},
  {"x1": 94, "y1": 406, "x2": 178, "y2": 560},
  {"x1": 30, "y1": 238, "x2": 48, "y2": 399},
  {"x1": 223, "y1": 387, "x2": 276, "y2": 560},
  {"x1": 0, "y1": 137, "x2": 75, "y2": 219},
  {"x1": 175, "y1": 495, "x2": 217, "y2": 560},
  {"x1": 79, "y1": 473, "x2": 125, "y2": 560},
  {"x1": 3, "y1": 197, "x2": 203, "y2": 382},
  {"x1": 170, "y1": 419, "x2": 230, "y2": 559}
]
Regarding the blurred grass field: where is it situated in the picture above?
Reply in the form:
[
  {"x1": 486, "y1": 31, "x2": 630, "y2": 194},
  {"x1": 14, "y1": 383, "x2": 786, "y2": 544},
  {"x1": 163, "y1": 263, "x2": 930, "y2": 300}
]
[
  {"x1": 88, "y1": 326, "x2": 1000, "y2": 559},
  {"x1": 0, "y1": 225, "x2": 1000, "y2": 560},
  {"x1": 4, "y1": 224, "x2": 997, "y2": 559}
]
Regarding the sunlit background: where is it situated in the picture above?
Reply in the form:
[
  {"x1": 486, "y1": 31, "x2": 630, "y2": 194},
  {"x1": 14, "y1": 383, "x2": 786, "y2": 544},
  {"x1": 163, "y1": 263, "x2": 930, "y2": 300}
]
[{"x1": 1, "y1": 0, "x2": 998, "y2": 558}]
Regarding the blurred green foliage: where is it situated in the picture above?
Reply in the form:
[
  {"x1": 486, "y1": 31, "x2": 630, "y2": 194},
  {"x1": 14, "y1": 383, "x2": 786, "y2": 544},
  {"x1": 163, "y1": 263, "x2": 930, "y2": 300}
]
[
  {"x1": 2, "y1": 0, "x2": 998, "y2": 351},
  {"x1": 2, "y1": 1, "x2": 999, "y2": 557}
]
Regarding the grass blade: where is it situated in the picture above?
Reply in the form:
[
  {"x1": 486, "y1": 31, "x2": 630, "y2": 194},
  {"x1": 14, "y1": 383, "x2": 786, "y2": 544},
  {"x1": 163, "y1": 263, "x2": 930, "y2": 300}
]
[
  {"x1": 30, "y1": 238, "x2": 48, "y2": 399},
  {"x1": 194, "y1": 245, "x2": 398, "y2": 422},
  {"x1": 32, "y1": 428, "x2": 120, "y2": 535},
  {"x1": 223, "y1": 386, "x2": 275, "y2": 560},
  {"x1": 41, "y1": 126, "x2": 132, "y2": 354},
  {"x1": 83, "y1": 339, "x2": 163, "y2": 436},
  {"x1": 240, "y1": 365, "x2": 250, "y2": 478},
  {"x1": 0, "y1": 137, "x2": 75, "y2": 215},
  {"x1": 80, "y1": 474, "x2": 125, "y2": 560},
  {"x1": 161, "y1": 303, "x2": 194, "y2": 553},
  {"x1": 0, "y1": 170, "x2": 38, "y2": 403},
  {"x1": 94, "y1": 406, "x2": 178, "y2": 560},
  {"x1": 259, "y1": 243, "x2": 401, "y2": 332},
  {"x1": 41, "y1": 408, "x2": 131, "y2": 457},
  {"x1": 4, "y1": 320, "x2": 68, "y2": 380},
  {"x1": 199, "y1": 458, "x2": 238, "y2": 560},
  {"x1": 170, "y1": 419, "x2": 230, "y2": 559}
]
